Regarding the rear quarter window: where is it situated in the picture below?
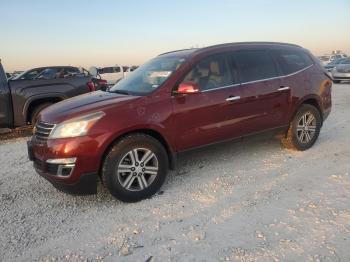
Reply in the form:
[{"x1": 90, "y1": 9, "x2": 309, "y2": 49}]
[{"x1": 273, "y1": 49, "x2": 314, "y2": 75}]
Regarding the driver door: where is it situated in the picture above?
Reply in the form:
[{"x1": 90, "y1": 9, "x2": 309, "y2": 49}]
[{"x1": 171, "y1": 53, "x2": 245, "y2": 151}]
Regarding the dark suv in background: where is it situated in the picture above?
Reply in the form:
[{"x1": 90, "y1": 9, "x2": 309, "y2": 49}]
[
  {"x1": 28, "y1": 42, "x2": 332, "y2": 202},
  {"x1": 0, "y1": 64, "x2": 107, "y2": 128}
]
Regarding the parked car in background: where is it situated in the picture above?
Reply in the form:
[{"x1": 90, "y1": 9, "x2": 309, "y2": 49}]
[
  {"x1": 318, "y1": 53, "x2": 347, "y2": 65},
  {"x1": 324, "y1": 58, "x2": 347, "y2": 71},
  {"x1": 89, "y1": 65, "x2": 122, "y2": 87},
  {"x1": 89, "y1": 65, "x2": 138, "y2": 88},
  {"x1": 28, "y1": 42, "x2": 332, "y2": 202},
  {"x1": 0, "y1": 63, "x2": 107, "y2": 128},
  {"x1": 5, "y1": 72, "x2": 12, "y2": 79},
  {"x1": 331, "y1": 57, "x2": 350, "y2": 83},
  {"x1": 10, "y1": 70, "x2": 24, "y2": 79}
]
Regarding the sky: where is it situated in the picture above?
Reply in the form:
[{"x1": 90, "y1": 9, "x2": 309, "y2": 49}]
[{"x1": 1, "y1": 0, "x2": 350, "y2": 71}]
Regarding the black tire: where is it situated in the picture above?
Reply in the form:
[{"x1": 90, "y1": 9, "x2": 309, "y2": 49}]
[
  {"x1": 333, "y1": 80, "x2": 341, "y2": 84},
  {"x1": 31, "y1": 103, "x2": 53, "y2": 125},
  {"x1": 102, "y1": 133, "x2": 169, "y2": 202},
  {"x1": 281, "y1": 104, "x2": 322, "y2": 151}
]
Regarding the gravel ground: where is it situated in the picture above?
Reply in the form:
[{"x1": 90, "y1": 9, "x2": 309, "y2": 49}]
[{"x1": 1, "y1": 84, "x2": 349, "y2": 262}]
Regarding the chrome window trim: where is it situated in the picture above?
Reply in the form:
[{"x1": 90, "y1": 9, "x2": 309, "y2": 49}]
[
  {"x1": 201, "y1": 83, "x2": 240, "y2": 93},
  {"x1": 200, "y1": 64, "x2": 314, "y2": 92},
  {"x1": 240, "y1": 64, "x2": 314, "y2": 86},
  {"x1": 182, "y1": 62, "x2": 314, "y2": 93}
]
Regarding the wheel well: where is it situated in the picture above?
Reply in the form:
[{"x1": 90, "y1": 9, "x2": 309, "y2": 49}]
[
  {"x1": 26, "y1": 97, "x2": 62, "y2": 123},
  {"x1": 302, "y1": 98, "x2": 323, "y2": 121},
  {"x1": 99, "y1": 129, "x2": 176, "y2": 177}
]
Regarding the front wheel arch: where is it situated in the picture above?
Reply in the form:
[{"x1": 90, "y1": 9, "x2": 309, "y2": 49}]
[{"x1": 98, "y1": 129, "x2": 176, "y2": 179}]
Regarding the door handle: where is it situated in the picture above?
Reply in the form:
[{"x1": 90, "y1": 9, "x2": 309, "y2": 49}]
[
  {"x1": 226, "y1": 96, "x2": 241, "y2": 102},
  {"x1": 278, "y1": 86, "x2": 290, "y2": 91}
]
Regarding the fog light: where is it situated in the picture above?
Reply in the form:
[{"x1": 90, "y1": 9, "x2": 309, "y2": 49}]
[
  {"x1": 46, "y1": 158, "x2": 76, "y2": 177},
  {"x1": 57, "y1": 164, "x2": 75, "y2": 177},
  {"x1": 46, "y1": 158, "x2": 76, "y2": 165}
]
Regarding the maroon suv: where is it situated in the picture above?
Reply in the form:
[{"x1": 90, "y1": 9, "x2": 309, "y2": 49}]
[{"x1": 27, "y1": 42, "x2": 332, "y2": 202}]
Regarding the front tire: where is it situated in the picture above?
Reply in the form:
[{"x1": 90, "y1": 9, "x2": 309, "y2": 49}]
[
  {"x1": 281, "y1": 104, "x2": 322, "y2": 151},
  {"x1": 102, "y1": 134, "x2": 169, "y2": 202}
]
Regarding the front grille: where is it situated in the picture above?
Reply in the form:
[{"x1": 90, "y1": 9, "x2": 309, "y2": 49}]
[{"x1": 34, "y1": 122, "x2": 55, "y2": 141}]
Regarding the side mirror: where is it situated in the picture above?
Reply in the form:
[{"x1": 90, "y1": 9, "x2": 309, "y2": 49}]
[{"x1": 176, "y1": 82, "x2": 200, "y2": 94}]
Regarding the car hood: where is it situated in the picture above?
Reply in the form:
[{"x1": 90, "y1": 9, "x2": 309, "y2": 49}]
[{"x1": 40, "y1": 91, "x2": 140, "y2": 123}]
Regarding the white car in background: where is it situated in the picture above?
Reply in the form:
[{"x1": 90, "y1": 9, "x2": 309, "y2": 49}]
[
  {"x1": 331, "y1": 57, "x2": 350, "y2": 83},
  {"x1": 89, "y1": 65, "x2": 138, "y2": 87},
  {"x1": 318, "y1": 53, "x2": 347, "y2": 65}
]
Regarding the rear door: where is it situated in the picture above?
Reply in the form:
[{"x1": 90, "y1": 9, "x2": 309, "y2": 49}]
[
  {"x1": 172, "y1": 53, "x2": 245, "y2": 151},
  {"x1": 0, "y1": 62, "x2": 13, "y2": 127},
  {"x1": 231, "y1": 49, "x2": 291, "y2": 134}
]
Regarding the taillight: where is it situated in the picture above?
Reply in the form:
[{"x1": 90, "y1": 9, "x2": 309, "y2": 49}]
[
  {"x1": 99, "y1": 79, "x2": 108, "y2": 86},
  {"x1": 87, "y1": 81, "x2": 96, "y2": 92}
]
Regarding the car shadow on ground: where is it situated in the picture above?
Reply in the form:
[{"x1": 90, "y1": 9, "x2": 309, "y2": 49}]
[{"x1": 89, "y1": 130, "x2": 288, "y2": 204}]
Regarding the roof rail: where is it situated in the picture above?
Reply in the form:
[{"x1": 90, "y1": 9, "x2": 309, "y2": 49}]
[
  {"x1": 196, "y1": 42, "x2": 301, "y2": 53},
  {"x1": 158, "y1": 48, "x2": 197, "y2": 56}
]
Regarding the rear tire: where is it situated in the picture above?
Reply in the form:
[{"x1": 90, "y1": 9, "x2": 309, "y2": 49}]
[
  {"x1": 102, "y1": 134, "x2": 169, "y2": 202},
  {"x1": 31, "y1": 103, "x2": 53, "y2": 125},
  {"x1": 281, "y1": 104, "x2": 322, "y2": 151}
]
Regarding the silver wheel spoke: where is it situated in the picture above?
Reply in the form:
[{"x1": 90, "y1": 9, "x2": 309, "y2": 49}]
[
  {"x1": 137, "y1": 176, "x2": 148, "y2": 190},
  {"x1": 144, "y1": 166, "x2": 158, "y2": 175},
  {"x1": 128, "y1": 151, "x2": 136, "y2": 165},
  {"x1": 123, "y1": 174, "x2": 134, "y2": 188},
  {"x1": 305, "y1": 131, "x2": 311, "y2": 142},
  {"x1": 306, "y1": 114, "x2": 315, "y2": 125},
  {"x1": 118, "y1": 164, "x2": 133, "y2": 173},
  {"x1": 141, "y1": 175, "x2": 148, "y2": 187},
  {"x1": 302, "y1": 115, "x2": 307, "y2": 126},
  {"x1": 308, "y1": 125, "x2": 316, "y2": 132},
  {"x1": 140, "y1": 150, "x2": 154, "y2": 165},
  {"x1": 132, "y1": 149, "x2": 140, "y2": 163},
  {"x1": 299, "y1": 130, "x2": 305, "y2": 142},
  {"x1": 297, "y1": 126, "x2": 305, "y2": 132}
]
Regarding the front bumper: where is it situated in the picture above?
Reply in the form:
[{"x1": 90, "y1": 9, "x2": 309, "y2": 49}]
[{"x1": 27, "y1": 137, "x2": 101, "y2": 195}]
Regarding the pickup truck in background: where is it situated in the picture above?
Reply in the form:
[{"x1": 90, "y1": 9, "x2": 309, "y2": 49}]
[{"x1": 0, "y1": 61, "x2": 108, "y2": 128}]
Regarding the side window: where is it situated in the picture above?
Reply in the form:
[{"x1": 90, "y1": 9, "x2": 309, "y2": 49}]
[
  {"x1": 64, "y1": 67, "x2": 80, "y2": 78},
  {"x1": 182, "y1": 54, "x2": 233, "y2": 91},
  {"x1": 234, "y1": 50, "x2": 278, "y2": 82},
  {"x1": 36, "y1": 68, "x2": 59, "y2": 80},
  {"x1": 273, "y1": 49, "x2": 313, "y2": 75},
  {"x1": 20, "y1": 69, "x2": 43, "y2": 80}
]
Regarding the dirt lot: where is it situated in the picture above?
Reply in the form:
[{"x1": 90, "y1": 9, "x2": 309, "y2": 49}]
[{"x1": 0, "y1": 84, "x2": 349, "y2": 262}]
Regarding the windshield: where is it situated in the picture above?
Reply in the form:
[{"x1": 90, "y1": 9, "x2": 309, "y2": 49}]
[
  {"x1": 12, "y1": 68, "x2": 44, "y2": 80},
  {"x1": 109, "y1": 56, "x2": 186, "y2": 95}
]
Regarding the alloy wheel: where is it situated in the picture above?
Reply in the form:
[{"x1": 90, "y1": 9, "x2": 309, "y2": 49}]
[
  {"x1": 117, "y1": 148, "x2": 159, "y2": 191},
  {"x1": 296, "y1": 112, "x2": 317, "y2": 144}
]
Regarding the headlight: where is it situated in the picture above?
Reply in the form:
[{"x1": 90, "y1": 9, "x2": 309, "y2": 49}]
[{"x1": 49, "y1": 111, "x2": 105, "y2": 139}]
